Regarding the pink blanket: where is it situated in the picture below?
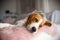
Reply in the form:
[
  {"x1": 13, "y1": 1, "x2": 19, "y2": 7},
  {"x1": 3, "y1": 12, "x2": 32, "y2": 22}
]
[{"x1": 0, "y1": 24, "x2": 60, "y2": 40}]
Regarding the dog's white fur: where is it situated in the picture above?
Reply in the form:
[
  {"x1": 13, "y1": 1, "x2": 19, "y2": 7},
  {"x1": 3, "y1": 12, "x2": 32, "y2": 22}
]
[
  {"x1": 27, "y1": 18, "x2": 43, "y2": 32},
  {"x1": 0, "y1": 23, "x2": 15, "y2": 28},
  {"x1": 16, "y1": 17, "x2": 27, "y2": 26}
]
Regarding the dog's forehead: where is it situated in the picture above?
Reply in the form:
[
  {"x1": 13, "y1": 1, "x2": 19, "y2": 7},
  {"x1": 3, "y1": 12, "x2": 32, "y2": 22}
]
[{"x1": 28, "y1": 12, "x2": 43, "y2": 18}]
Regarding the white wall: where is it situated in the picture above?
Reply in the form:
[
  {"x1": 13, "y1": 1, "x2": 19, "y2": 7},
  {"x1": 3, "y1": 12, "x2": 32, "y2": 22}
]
[{"x1": 0, "y1": 0, "x2": 16, "y2": 19}]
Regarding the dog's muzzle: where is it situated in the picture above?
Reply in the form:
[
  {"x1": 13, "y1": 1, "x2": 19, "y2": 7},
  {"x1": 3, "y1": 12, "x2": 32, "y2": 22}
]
[{"x1": 31, "y1": 27, "x2": 36, "y2": 32}]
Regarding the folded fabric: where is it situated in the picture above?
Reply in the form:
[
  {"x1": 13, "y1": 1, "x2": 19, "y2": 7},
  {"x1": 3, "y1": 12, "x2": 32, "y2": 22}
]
[{"x1": 0, "y1": 24, "x2": 60, "y2": 40}]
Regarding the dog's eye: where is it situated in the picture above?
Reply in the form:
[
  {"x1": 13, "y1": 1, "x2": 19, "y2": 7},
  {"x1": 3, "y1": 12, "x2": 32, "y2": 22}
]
[{"x1": 34, "y1": 18, "x2": 38, "y2": 22}]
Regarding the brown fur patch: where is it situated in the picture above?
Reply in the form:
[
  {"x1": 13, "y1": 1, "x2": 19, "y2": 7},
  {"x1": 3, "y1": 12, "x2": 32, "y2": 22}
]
[
  {"x1": 44, "y1": 21, "x2": 52, "y2": 26},
  {"x1": 39, "y1": 20, "x2": 52, "y2": 28},
  {"x1": 25, "y1": 12, "x2": 43, "y2": 27}
]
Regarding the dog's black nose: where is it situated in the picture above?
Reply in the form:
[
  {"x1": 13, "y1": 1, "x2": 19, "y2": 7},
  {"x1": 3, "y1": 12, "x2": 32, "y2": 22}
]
[{"x1": 31, "y1": 27, "x2": 36, "y2": 32}]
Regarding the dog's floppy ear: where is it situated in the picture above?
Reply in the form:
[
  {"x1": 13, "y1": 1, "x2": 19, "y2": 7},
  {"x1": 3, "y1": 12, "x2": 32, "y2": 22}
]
[{"x1": 44, "y1": 21, "x2": 52, "y2": 27}]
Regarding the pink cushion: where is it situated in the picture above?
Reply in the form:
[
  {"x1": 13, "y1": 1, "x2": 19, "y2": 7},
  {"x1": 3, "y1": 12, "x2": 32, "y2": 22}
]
[{"x1": 0, "y1": 24, "x2": 58, "y2": 40}]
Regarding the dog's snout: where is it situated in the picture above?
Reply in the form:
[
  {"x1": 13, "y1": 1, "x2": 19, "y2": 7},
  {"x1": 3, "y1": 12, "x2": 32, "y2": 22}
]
[{"x1": 31, "y1": 27, "x2": 36, "y2": 32}]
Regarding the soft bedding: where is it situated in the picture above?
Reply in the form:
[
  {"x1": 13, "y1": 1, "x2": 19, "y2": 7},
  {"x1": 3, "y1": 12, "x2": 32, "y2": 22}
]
[{"x1": 0, "y1": 24, "x2": 60, "y2": 40}]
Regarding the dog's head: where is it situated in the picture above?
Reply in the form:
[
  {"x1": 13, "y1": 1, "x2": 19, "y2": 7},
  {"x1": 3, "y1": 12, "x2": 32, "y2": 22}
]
[{"x1": 25, "y1": 11, "x2": 52, "y2": 33}]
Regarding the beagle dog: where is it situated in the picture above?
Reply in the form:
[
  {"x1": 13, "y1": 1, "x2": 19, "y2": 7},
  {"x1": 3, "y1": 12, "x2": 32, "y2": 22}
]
[{"x1": 24, "y1": 11, "x2": 52, "y2": 33}]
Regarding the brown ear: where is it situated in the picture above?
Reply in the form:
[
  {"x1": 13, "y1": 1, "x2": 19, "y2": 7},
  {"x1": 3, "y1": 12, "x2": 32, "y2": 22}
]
[{"x1": 44, "y1": 21, "x2": 52, "y2": 27}]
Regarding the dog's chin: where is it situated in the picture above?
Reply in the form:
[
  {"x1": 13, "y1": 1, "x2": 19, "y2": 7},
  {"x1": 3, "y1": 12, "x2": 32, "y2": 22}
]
[
  {"x1": 27, "y1": 27, "x2": 38, "y2": 33},
  {"x1": 27, "y1": 24, "x2": 39, "y2": 33},
  {"x1": 28, "y1": 30, "x2": 37, "y2": 34}
]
